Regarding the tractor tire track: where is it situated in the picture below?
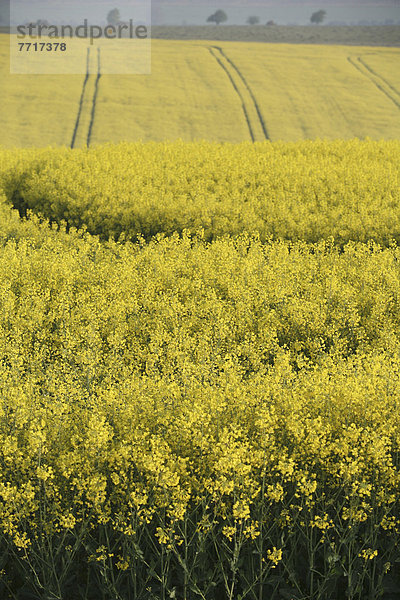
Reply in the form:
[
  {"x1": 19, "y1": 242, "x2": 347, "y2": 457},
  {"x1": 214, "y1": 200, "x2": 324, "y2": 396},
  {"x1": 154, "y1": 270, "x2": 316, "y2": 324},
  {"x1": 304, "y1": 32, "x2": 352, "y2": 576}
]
[
  {"x1": 70, "y1": 47, "x2": 90, "y2": 149},
  {"x1": 209, "y1": 46, "x2": 255, "y2": 141},
  {"x1": 348, "y1": 55, "x2": 400, "y2": 110},
  {"x1": 87, "y1": 47, "x2": 102, "y2": 148},
  {"x1": 358, "y1": 56, "x2": 400, "y2": 100},
  {"x1": 215, "y1": 46, "x2": 270, "y2": 141}
]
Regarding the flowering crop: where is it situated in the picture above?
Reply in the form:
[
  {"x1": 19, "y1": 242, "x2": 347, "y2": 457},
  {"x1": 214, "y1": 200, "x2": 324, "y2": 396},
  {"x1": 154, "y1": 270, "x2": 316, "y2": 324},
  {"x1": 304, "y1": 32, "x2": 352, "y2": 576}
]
[
  {"x1": 222, "y1": 44, "x2": 400, "y2": 142},
  {"x1": 1, "y1": 139, "x2": 399, "y2": 247},
  {"x1": 0, "y1": 36, "x2": 83, "y2": 149},
  {"x1": 0, "y1": 141, "x2": 399, "y2": 598},
  {"x1": 2, "y1": 35, "x2": 399, "y2": 148}
]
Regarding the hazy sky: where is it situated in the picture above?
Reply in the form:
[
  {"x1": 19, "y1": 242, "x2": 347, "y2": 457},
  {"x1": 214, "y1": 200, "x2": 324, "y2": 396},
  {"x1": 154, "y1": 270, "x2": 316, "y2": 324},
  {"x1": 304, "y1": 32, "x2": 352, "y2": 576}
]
[{"x1": 3, "y1": 0, "x2": 400, "y2": 25}]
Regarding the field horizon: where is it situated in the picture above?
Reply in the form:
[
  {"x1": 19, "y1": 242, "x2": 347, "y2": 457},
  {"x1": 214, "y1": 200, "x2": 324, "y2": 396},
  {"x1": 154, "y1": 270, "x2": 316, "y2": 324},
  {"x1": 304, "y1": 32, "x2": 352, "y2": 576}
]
[
  {"x1": 150, "y1": 24, "x2": 400, "y2": 46},
  {"x1": 2, "y1": 25, "x2": 400, "y2": 46}
]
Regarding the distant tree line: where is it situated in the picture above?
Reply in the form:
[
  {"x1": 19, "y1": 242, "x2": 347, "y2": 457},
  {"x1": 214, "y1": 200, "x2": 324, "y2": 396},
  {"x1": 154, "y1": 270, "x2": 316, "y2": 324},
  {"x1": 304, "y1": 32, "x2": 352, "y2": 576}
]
[{"x1": 206, "y1": 9, "x2": 328, "y2": 26}]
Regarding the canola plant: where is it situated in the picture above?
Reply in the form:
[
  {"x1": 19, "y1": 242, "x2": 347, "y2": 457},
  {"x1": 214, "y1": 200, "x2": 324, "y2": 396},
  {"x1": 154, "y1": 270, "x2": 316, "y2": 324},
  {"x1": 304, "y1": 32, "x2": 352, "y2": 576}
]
[{"x1": 0, "y1": 140, "x2": 399, "y2": 599}]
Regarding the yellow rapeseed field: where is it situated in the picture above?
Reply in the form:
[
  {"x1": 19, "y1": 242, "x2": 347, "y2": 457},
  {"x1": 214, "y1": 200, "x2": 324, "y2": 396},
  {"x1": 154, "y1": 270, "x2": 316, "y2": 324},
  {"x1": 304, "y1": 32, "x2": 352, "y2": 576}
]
[
  {"x1": 1, "y1": 139, "x2": 399, "y2": 246},
  {"x1": 0, "y1": 139, "x2": 400, "y2": 598},
  {"x1": 222, "y1": 43, "x2": 400, "y2": 142},
  {"x1": 1, "y1": 34, "x2": 399, "y2": 147},
  {"x1": 0, "y1": 37, "x2": 84, "y2": 148}
]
